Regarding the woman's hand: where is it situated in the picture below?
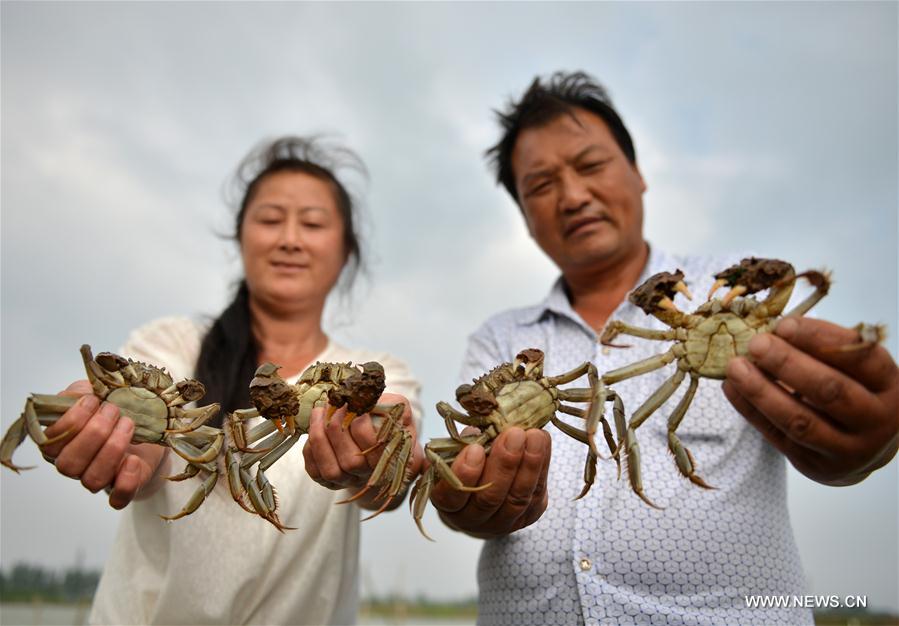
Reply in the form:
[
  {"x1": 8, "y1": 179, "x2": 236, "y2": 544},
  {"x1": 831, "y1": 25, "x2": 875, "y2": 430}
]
[
  {"x1": 302, "y1": 392, "x2": 424, "y2": 511},
  {"x1": 39, "y1": 380, "x2": 167, "y2": 509}
]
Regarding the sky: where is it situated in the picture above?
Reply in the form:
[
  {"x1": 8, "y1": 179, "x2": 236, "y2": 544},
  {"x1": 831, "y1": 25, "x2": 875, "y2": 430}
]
[{"x1": 1, "y1": 0, "x2": 897, "y2": 612}]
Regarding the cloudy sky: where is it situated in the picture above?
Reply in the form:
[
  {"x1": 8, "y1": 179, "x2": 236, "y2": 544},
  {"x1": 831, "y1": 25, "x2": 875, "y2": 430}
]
[{"x1": 2, "y1": 0, "x2": 896, "y2": 612}]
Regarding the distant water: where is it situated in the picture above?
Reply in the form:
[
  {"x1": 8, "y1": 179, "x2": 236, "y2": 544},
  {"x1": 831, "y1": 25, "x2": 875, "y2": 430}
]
[{"x1": 0, "y1": 603, "x2": 474, "y2": 626}]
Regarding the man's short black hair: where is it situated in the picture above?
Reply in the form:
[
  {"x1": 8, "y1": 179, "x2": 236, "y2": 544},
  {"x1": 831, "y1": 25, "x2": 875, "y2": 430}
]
[{"x1": 485, "y1": 71, "x2": 637, "y2": 204}]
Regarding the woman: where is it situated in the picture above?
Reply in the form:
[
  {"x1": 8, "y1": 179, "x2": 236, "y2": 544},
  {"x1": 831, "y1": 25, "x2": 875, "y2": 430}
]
[{"x1": 38, "y1": 137, "x2": 423, "y2": 625}]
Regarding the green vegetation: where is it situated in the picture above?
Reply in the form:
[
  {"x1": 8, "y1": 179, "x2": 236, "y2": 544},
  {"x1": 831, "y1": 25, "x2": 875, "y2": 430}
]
[
  {"x1": 3, "y1": 564, "x2": 896, "y2": 625},
  {"x1": 0, "y1": 563, "x2": 100, "y2": 603},
  {"x1": 360, "y1": 594, "x2": 477, "y2": 620},
  {"x1": 814, "y1": 609, "x2": 899, "y2": 625}
]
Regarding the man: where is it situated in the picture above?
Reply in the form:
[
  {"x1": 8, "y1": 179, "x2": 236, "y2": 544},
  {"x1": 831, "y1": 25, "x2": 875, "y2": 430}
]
[{"x1": 430, "y1": 71, "x2": 898, "y2": 625}]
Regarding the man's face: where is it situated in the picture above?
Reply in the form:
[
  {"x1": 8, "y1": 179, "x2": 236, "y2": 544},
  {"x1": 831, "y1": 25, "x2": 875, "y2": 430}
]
[{"x1": 511, "y1": 108, "x2": 647, "y2": 275}]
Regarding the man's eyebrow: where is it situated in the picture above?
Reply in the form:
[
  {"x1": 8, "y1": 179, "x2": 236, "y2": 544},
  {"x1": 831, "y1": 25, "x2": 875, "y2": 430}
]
[
  {"x1": 521, "y1": 166, "x2": 556, "y2": 187},
  {"x1": 573, "y1": 145, "x2": 610, "y2": 161}
]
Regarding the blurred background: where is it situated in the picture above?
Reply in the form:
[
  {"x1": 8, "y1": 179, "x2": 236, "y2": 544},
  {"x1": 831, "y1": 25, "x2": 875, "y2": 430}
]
[{"x1": 2, "y1": 1, "x2": 896, "y2": 623}]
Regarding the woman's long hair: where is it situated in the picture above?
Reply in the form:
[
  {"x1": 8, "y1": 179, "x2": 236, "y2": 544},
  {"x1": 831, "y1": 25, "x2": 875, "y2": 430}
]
[{"x1": 195, "y1": 136, "x2": 367, "y2": 421}]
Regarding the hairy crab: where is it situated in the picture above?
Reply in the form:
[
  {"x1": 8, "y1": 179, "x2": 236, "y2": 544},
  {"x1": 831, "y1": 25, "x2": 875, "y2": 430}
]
[
  {"x1": 599, "y1": 257, "x2": 836, "y2": 507},
  {"x1": 410, "y1": 348, "x2": 623, "y2": 540},
  {"x1": 0, "y1": 345, "x2": 224, "y2": 520},
  {"x1": 226, "y1": 360, "x2": 411, "y2": 530}
]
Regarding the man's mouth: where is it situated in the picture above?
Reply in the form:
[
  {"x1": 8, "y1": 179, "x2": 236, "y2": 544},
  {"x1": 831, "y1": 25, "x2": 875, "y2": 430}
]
[{"x1": 564, "y1": 216, "x2": 609, "y2": 238}]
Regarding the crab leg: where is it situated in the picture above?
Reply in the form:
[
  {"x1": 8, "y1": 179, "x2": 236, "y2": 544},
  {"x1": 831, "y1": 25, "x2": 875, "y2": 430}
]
[
  {"x1": 159, "y1": 470, "x2": 218, "y2": 521},
  {"x1": 165, "y1": 404, "x2": 220, "y2": 434},
  {"x1": 360, "y1": 403, "x2": 406, "y2": 453},
  {"x1": 0, "y1": 415, "x2": 32, "y2": 472},
  {"x1": 822, "y1": 322, "x2": 888, "y2": 352},
  {"x1": 617, "y1": 368, "x2": 687, "y2": 509},
  {"x1": 545, "y1": 362, "x2": 591, "y2": 387},
  {"x1": 236, "y1": 431, "x2": 288, "y2": 468},
  {"x1": 665, "y1": 375, "x2": 712, "y2": 489},
  {"x1": 558, "y1": 402, "x2": 618, "y2": 464},
  {"x1": 554, "y1": 363, "x2": 606, "y2": 457},
  {"x1": 781, "y1": 270, "x2": 831, "y2": 318},
  {"x1": 169, "y1": 435, "x2": 223, "y2": 465},
  {"x1": 601, "y1": 346, "x2": 680, "y2": 385},
  {"x1": 23, "y1": 397, "x2": 74, "y2": 448},
  {"x1": 338, "y1": 428, "x2": 412, "y2": 510},
  {"x1": 256, "y1": 468, "x2": 276, "y2": 511},
  {"x1": 551, "y1": 417, "x2": 598, "y2": 500},
  {"x1": 164, "y1": 462, "x2": 201, "y2": 482},
  {"x1": 250, "y1": 435, "x2": 298, "y2": 472},
  {"x1": 436, "y1": 401, "x2": 489, "y2": 429},
  {"x1": 599, "y1": 321, "x2": 679, "y2": 348},
  {"x1": 411, "y1": 468, "x2": 438, "y2": 541},
  {"x1": 425, "y1": 446, "x2": 491, "y2": 493},
  {"x1": 225, "y1": 450, "x2": 255, "y2": 513}
]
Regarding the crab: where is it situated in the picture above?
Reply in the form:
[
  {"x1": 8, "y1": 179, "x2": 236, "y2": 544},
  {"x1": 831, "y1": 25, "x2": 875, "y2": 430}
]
[
  {"x1": 409, "y1": 348, "x2": 624, "y2": 540},
  {"x1": 0, "y1": 345, "x2": 224, "y2": 520},
  {"x1": 225, "y1": 359, "x2": 411, "y2": 530},
  {"x1": 598, "y1": 257, "x2": 834, "y2": 507}
]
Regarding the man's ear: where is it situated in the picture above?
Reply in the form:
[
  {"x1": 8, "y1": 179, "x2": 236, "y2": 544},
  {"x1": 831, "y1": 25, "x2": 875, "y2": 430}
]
[
  {"x1": 634, "y1": 164, "x2": 648, "y2": 194},
  {"x1": 520, "y1": 204, "x2": 537, "y2": 239}
]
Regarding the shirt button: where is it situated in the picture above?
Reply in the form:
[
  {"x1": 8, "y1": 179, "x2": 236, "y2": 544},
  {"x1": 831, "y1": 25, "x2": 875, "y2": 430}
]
[
  {"x1": 601, "y1": 347, "x2": 611, "y2": 356},
  {"x1": 579, "y1": 558, "x2": 592, "y2": 571}
]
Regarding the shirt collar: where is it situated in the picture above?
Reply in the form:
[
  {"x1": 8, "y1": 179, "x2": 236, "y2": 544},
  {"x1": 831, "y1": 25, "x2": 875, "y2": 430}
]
[{"x1": 518, "y1": 243, "x2": 678, "y2": 333}]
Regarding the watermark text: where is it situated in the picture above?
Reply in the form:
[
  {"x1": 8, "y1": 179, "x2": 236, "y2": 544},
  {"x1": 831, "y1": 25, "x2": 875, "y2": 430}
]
[{"x1": 744, "y1": 595, "x2": 867, "y2": 609}]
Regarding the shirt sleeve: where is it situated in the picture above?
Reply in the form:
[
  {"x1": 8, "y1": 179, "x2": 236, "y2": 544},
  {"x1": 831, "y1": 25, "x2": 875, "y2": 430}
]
[
  {"x1": 459, "y1": 318, "x2": 508, "y2": 386},
  {"x1": 118, "y1": 316, "x2": 204, "y2": 381},
  {"x1": 379, "y1": 353, "x2": 423, "y2": 430}
]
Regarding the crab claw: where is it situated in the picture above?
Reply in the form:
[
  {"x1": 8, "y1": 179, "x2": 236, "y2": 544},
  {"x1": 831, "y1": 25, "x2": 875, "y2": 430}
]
[
  {"x1": 721, "y1": 285, "x2": 748, "y2": 307},
  {"x1": 514, "y1": 349, "x2": 545, "y2": 379},
  {"x1": 628, "y1": 270, "x2": 686, "y2": 315},
  {"x1": 706, "y1": 278, "x2": 728, "y2": 302},
  {"x1": 656, "y1": 296, "x2": 680, "y2": 313},
  {"x1": 340, "y1": 411, "x2": 358, "y2": 430},
  {"x1": 674, "y1": 281, "x2": 693, "y2": 301}
]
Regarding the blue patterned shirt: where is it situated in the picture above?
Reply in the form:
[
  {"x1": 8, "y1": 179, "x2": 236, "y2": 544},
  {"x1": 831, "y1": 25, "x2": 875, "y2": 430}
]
[{"x1": 461, "y1": 246, "x2": 812, "y2": 626}]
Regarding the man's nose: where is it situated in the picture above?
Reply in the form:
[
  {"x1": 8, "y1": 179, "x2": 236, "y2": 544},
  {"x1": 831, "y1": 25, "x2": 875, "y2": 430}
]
[{"x1": 557, "y1": 172, "x2": 591, "y2": 213}]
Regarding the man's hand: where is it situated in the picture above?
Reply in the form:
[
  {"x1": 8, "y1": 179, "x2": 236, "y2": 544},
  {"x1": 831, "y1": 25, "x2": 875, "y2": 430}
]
[
  {"x1": 430, "y1": 427, "x2": 551, "y2": 539},
  {"x1": 723, "y1": 316, "x2": 899, "y2": 486},
  {"x1": 302, "y1": 393, "x2": 423, "y2": 511},
  {"x1": 39, "y1": 380, "x2": 166, "y2": 509}
]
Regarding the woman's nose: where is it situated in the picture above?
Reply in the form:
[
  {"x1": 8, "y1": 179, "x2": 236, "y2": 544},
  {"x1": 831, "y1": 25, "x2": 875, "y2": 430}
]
[{"x1": 278, "y1": 218, "x2": 303, "y2": 251}]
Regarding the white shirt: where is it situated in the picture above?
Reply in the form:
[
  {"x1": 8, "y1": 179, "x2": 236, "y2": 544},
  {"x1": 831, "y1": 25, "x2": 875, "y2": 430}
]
[
  {"x1": 462, "y1": 247, "x2": 812, "y2": 626},
  {"x1": 89, "y1": 316, "x2": 421, "y2": 626}
]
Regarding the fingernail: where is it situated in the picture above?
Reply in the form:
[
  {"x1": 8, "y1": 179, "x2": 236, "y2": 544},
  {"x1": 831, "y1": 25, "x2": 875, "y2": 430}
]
[
  {"x1": 505, "y1": 428, "x2": 525, "y2": 453},
  {"x1": 727, "y1": 357, "x2": 750, "y2": 383},
  {"x1": 79, "y1": 394, "x2": 99, "y2": 411},
  {"x1": 526, "y1": 432, "x2": 545, "y2": 455},
  {"x1": 748, "y1": 333, "x2": 771, "y2": 358},
  {"x1": 100, "y1": 402, "x2": 119, "y2": 420},
  {"x1": 775, "y1": 317, "x2": 798, "y2": 340},
  {"x1": 115, "y1": 418, "x2": 133, "y2": 435},
  {"x1": 464, "y1": 445, "x2": 485, "y2": 467},
  {"x1": 122, "y1": 455, "x2": 139, "y2": 477}
]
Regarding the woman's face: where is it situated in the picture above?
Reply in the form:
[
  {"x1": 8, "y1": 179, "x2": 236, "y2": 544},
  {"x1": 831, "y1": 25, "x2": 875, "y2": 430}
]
[{"x1": 240, "y1": 170, "x2": 347, "y2": 311}]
